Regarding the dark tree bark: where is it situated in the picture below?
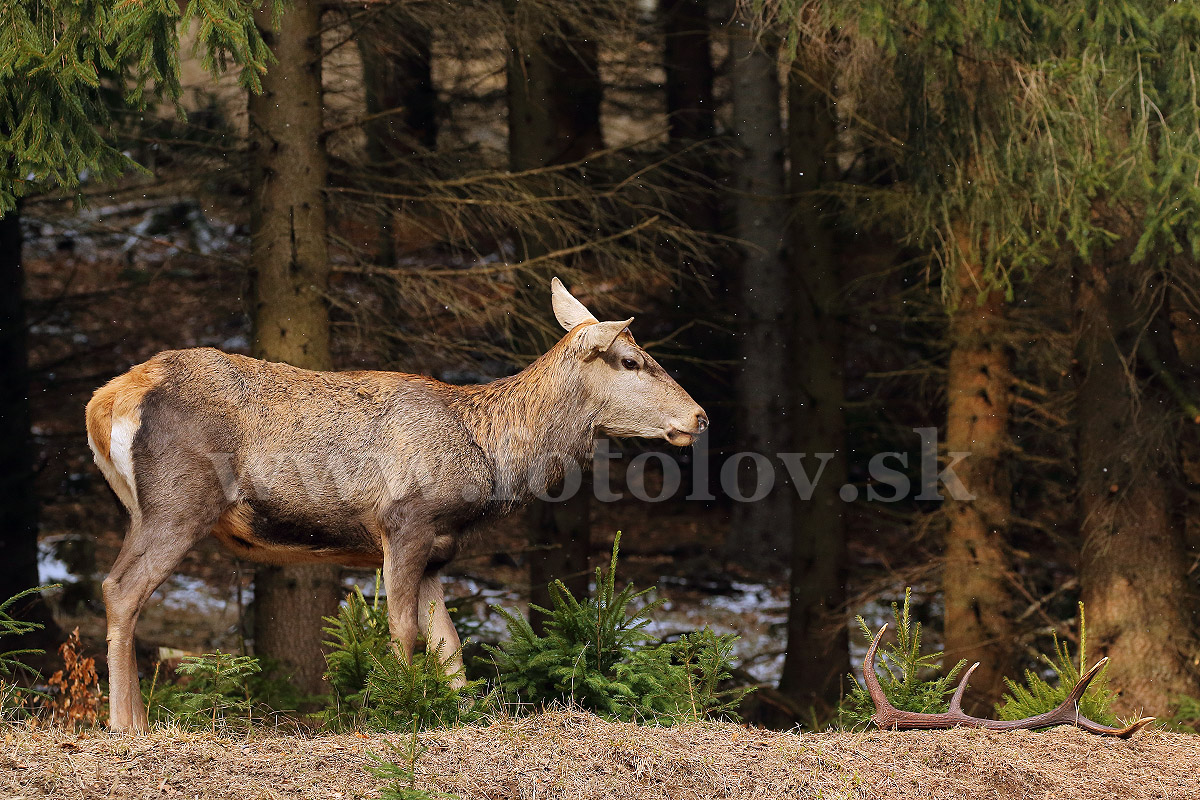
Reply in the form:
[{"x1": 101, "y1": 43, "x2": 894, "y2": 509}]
[
  {"x1": 506, "y1": 21, "x2": 602, "y2": 172},
  {"x1": 0, "y1": 205, "x2": 61, "y2": 649},
  {"x1": 1075, "y1": 261, "x2": 1200, "y2": 716},
  {"x1": 940, "y1": 229, "x2": 1016, "y2": 712},
  {"x1": 526, "y1": 488, "x2": 592, "y2": 620},
  {"x1": 356, "y1": 10, "x2": 437, "y2": 267},
  {"x1": 247, "y1": 0, "x2": 342, "y2": 696},
  {"x1": 728, "y1": 15, "x2": 791, "y2": 570},
  {"x1": 505, "y1": 9, "x2": 603, "y2": 627},
  {"x1": 505, "y1": 12, "x2": 603, "y2": 354},
  {"x1": 778, "y1": 65, "x2": 848, "y2": 712},
  {"x1": 657, "y1": 0, "x2": 723, "y2": 421},
  {"x1": 661, "y1": 0, "x2": 714, "y2": 144}
]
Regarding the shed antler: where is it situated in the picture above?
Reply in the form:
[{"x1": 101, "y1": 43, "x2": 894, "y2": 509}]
[{"x1": 862, "y1": 624, "x2": 1154, "y2": 738}]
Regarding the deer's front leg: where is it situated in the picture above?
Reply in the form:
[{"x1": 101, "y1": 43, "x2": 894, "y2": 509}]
[
  {"x1": 418, "y1": 573, "x2": 465, "y2": 686},
  {"x1": 380, "y1": 516, "x2": 435, "y2": 662}
]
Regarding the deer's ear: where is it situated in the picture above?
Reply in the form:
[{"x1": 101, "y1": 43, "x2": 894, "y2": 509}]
[
  {"x1": 551, "y1": 277, "x2": 598, "y2": 331},
  {"x1": 578, "y1": 318, "x2": 634, "y2": 354}
]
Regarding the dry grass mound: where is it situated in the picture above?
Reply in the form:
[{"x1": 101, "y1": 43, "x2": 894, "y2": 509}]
[{"x1": 4, "y1": 710, "x2": 1199, "y2": 799}]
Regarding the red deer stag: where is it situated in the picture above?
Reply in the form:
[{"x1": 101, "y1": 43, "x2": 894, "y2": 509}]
[{"x1": 87, "y1": 278, "x2": 708, "y2": 732}]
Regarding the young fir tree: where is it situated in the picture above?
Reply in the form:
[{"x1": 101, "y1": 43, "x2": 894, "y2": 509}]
[
  {"x1": 838, "y1": 589, "x2": 967, "y2": 729},
  {"x1": 486, "y1": 533, "x2": 750, "y2": 723},
  {"x1": 995, "y1": 603, "x2": 1118, "y2": 725},
  {"x1": 1, "y1": 0, "x2": 281, "y2": 210},
  {"x1": 321, "y1": 582, "x2": 482, "y2": 732}
]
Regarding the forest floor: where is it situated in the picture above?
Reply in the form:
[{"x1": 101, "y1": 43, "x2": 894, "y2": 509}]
[{"x1": 4, "y1": 710, "x2": 1198, "y2": 800}]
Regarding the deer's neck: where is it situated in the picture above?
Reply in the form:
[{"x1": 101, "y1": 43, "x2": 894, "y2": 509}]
[{"x1": 455, "y1": 350, "x2": 598, "y2": 511}]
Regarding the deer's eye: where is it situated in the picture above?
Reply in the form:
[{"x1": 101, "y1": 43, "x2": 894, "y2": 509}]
[{"x1": 621, "y1": 358, "x2": 639, "y2": 370}]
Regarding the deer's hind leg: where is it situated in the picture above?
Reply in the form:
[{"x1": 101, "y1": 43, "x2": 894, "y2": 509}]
[{"x1": 103, "y1": 492, "x2": 222, "y2": 732}]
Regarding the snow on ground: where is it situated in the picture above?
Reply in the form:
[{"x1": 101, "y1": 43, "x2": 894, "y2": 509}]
[{"x1": 36, "y1": 539, "x2": 74, "y2": 585}]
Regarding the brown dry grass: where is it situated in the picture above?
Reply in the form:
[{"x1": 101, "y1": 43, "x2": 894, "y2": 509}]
[{"x1": 3, "y1": 710, "x2": 1199, "y2": 799}]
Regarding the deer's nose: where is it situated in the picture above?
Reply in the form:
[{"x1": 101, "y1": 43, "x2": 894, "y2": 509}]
[{"x1": 695, "y1": 411, "x2": 709, "y2": 433}]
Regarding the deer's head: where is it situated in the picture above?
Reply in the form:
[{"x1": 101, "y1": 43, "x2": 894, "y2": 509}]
[{"x1": 551, "y1": 278, "x2": 708, "y2": 446}]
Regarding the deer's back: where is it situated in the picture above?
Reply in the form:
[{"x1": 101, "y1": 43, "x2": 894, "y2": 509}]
[{"x1": 89, "y1": 348, "x2": 494, "y2": 567}]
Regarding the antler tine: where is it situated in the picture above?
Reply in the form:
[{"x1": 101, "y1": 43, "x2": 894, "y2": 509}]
[
  {"x1": 1043, "y1": 656, "x2": 1156, "y2": 738},
  {"x1": 1074, "y1": 715, "x2": 1157, "y2": 738},
  {"x1": 1064, "y1": 657, "x2": 1109, "y2": 706},
  {"x1": 863, "y1": 624, "x2": 896, "y2": 717},
  {"x1": 947, "y1": 662, "x2": 980, "y2": 714}
]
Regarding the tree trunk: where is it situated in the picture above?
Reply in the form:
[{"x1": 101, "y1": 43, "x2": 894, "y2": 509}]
[
  {"x1": 527, "y1": 490, "x2": 592, "y2": 619},
  {"x1": 659, "y1": 0, "x2": 719, "y2": 290},
  {"x1": 778, "y1": 64, "x2": 848, "y2": 712},
  {"x1": 506, "y1": 19, "x2": 602, "y2": 172},
  {"x1": 356, "y1": 11, "x2": 437, "y2": 267},
  {"x1": 727, "y1": 15, "x2": 791, "y2": 569},
  {"x1": 505, "y1": 10, "x2": 603, "y2": 628},
  {"x1": 661, "y1": 0, "x2": 714, "y2": 144},
  {"x1": 247, "y1": 0, "x2": 341, "y2": 696},
  {"x1": 1075, "y1": 261, "x2": 1200, "y2": 716},
  {"x1": 0, "y1": 205, "x2": 61, "y2": 650},
  {"x1": 940, "y1": 230, "x2": 1015, "y2": 712},
  {"x1": 505, "y1": 12, "x2": 603, "y2": 353}
]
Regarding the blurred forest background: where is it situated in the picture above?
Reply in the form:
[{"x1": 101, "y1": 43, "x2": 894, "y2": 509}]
[{"x1": 5, "y1": 0, "x2": 1200, "y2": 727}]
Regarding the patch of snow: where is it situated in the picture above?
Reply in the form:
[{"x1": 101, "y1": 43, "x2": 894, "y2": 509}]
[
  {"x1": 37, "y1": 540, "x2": 74, "y2": 585},
  {"x1": 155, "y1": 574, "x2": 235, "y2": 613}
]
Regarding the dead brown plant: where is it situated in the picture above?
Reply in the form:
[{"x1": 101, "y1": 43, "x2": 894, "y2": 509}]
[{"x1": 44, "y1": 627, "x2": 103, "y2": 731}]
